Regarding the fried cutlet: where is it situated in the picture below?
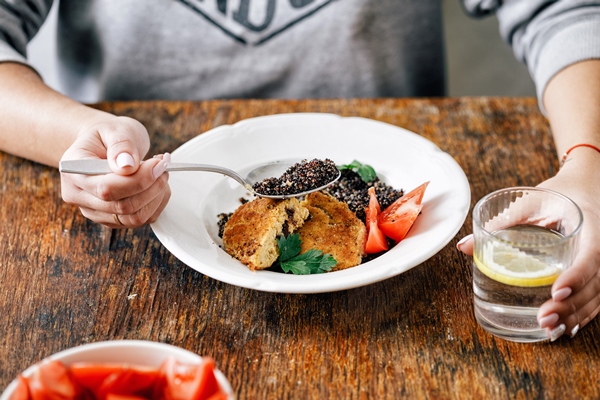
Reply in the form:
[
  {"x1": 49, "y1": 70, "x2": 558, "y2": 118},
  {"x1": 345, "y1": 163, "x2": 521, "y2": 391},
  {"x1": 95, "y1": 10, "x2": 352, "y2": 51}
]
[
  {"x1": 297, "y1": 191, "x2": 366, "y2": 270},
  {"x1": 222, "y1": 197, "x2": 309, "y2": 270}
]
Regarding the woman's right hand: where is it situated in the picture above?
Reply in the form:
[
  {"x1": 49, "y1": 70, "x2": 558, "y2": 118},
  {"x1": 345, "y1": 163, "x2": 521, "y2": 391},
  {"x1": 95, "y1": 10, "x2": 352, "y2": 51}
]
[{"x1": 60, "y1": 116, "x2": 171, "y2": 228}]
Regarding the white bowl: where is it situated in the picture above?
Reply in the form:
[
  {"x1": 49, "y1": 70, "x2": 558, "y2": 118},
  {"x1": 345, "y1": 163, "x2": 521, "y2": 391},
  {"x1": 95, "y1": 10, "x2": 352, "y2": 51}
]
[
  {"x1": 0, "y1": 340, "x2": 233, "y2": 399},
  {"x1": 151, "y1": 113, "x2": 471, "y2": 293}
]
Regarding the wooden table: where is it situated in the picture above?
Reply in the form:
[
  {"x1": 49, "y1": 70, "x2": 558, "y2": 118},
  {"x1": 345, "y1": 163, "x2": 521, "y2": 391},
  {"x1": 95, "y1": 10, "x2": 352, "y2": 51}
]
[{"x1": 1, "y1": 98, "x2": 598, "y2": 399}]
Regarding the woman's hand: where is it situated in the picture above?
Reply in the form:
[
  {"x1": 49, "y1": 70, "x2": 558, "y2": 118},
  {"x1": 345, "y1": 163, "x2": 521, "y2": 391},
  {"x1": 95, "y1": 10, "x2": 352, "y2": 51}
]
[
  {"x1": 60, "y1": 116, "x2": 171, "y2": 228},
  {"x1": 534, "y1": 156, "x2": 600, "y2": 340},
  {"x1": 457, "y1": 154, "x2": 600, "y2": 341}
]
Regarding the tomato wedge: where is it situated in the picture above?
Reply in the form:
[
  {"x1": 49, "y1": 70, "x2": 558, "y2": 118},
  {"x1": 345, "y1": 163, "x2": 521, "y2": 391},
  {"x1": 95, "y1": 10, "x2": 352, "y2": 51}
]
[
  {"x1": 378, "y1": 181, "x2": 429, "y2": 242},
  {"x1": 98, "y1": 367, "x2": 160, "y2": 400},
  {"x1": 69, "y1": 363, "x2": 125, "y2": 394},
  {"x1": 364, "y1": 187, "x2": 389, "y2": 254},
  {"x1": 9, "y1": 375, "x2": 30, "y2": 400},
  {"x1": 27, "y1": 359, "x2": 89, "y2": 400},
  {"x1": 155, "y1": 357, "x2": 224, "y2": 400},
  {"x1": 105, "y1": 394, "x2": 149, "y2": 400},
  {"x1": 69, "y1": 362, "x2": 160, "y2": 399},
  {"x1": 205, "y1": 392, "x2": 229, "y2": 400}
]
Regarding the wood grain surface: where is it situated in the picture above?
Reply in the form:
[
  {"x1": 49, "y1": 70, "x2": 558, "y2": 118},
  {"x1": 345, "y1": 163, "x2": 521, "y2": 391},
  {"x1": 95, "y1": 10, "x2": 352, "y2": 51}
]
[{"x1": 1, "y1": 98, "x2": 597, "y2": 399}]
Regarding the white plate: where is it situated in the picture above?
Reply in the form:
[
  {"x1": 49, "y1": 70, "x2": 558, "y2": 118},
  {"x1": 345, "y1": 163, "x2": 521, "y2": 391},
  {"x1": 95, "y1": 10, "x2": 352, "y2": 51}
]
[{"x1": 151, "y1": 113, "x2": 471, "y2": 293}]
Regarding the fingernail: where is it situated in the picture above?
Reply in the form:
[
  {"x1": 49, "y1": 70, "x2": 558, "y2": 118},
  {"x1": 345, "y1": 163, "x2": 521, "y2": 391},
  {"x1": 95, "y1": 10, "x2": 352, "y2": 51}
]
[
  {"x1": 549, "y1": 324, "x2": 566, "y2": 342},
  {"x1": 456, "y1": 234, "x2": 472, "y2": 251},
  {"x1": 116, "y1": 152, "x2": 135, "y2": 169},
  {"x1": 152, "y1": 160, "x2": 168, "y2": 179},
  {"x1": 538, "y1": 313, "x2": 559, "y2": 329},
  {"x1": 570, "y1": 324, "x2": 579, "y2": 338},
  {"x1": 552, "y1": 287, "x2": 572, "y2": 302},
  {"x1": 163, "y1": 152, "x2": 171, "y2": 163}
]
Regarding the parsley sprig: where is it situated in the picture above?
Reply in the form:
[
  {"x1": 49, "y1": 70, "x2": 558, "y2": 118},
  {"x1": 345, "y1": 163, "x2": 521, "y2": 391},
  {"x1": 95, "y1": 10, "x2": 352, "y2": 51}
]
[
  {"x1": 277, "y1": 234, "x2": 337, "y2": 275},
  {"x1": 338, "y1": 160, "x2": 377, "y2": 183}
]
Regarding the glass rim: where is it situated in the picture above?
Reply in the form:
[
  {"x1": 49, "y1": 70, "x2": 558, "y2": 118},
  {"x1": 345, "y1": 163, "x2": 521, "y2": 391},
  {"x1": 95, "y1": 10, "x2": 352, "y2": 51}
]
[{"x1": 473, "y1": 186, "x2": 584, "y2": 245}]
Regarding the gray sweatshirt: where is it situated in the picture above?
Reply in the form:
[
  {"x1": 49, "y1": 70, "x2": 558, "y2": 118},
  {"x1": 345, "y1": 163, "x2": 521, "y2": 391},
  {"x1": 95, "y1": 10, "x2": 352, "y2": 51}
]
[{"x1": 1, "y1": 0, "x2": 599, "y2": 108}]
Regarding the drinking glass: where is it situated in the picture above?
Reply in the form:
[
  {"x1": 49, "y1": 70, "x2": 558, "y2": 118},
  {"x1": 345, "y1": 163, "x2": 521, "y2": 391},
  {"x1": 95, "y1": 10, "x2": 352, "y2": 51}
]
[{"x1": 472, "y1": 187, "x2": 583, "y2": 342}]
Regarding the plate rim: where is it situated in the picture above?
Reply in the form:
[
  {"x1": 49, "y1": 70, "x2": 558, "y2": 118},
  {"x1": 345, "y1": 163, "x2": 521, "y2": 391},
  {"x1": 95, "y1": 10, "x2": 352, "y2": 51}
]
[{"x1": 151, "y1": 112, "x2": 471, "y2": 293}]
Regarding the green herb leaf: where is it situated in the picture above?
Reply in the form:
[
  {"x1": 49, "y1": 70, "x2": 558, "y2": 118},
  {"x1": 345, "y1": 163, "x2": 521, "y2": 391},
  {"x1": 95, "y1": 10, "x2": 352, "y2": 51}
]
[
  {"x1": 278, "y1": 233, "x2": 302, "y2": 262},
  {"x1": 338, "y1": 160, "x2": 377, "y2": 183},
  {"x1": 280, "y1": 259, "x2": 312, "y2": 275},
  {"x1": 277, "y1": 234, "x2": 337, "y2": 275}
]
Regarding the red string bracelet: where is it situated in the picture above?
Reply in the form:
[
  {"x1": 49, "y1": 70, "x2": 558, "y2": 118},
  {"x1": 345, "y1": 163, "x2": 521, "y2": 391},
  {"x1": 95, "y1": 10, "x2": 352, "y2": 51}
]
[{"x1": 560, "y1": 143, "x2": 600, "y2": 167}]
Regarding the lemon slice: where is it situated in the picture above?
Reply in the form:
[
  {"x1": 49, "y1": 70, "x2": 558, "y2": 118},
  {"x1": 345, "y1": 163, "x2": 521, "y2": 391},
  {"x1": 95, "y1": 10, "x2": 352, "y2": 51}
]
[{"x1": 474, "y1": 242, "x2": 560, "y2": 287}]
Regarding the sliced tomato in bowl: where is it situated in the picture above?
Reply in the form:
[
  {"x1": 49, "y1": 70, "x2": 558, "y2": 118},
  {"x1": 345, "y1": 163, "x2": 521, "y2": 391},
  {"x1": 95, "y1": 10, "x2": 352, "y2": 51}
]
[
  {"x1": 27, "y1": 359, "x2": 90, "y2": 400},
  {"x1": 378, "y1": 181, "x2": 429, "y2": 243},
  {"x1": 69, "y1": 362, "x2": 161, "y2": 399},
  {"x1": 9, "y1": 375, "x2": 30, "y2": 400},
  {"x1": 96, "y1": 365, "x2": 160, "y2": 399},
  {"x1": 364, "y1": 187, "x2": 389, "y2": 254},
  {"x1": 155, "y1": 357, "x2": 226, "y2": 400},
  {"x1": 8, "y1": 358, "x2": 229, "y2": 400},
  {"x1": 68, "y1": 363, "x2": 126, "y2": 394},
  {"x1": 105, "y1": 395, "x2": 149, "y2": 400}
]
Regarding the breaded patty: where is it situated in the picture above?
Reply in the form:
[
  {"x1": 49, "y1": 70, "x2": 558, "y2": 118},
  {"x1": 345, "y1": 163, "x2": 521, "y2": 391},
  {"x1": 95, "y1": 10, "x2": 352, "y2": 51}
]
[
  {"x1": 222, "y1": 197, "x2": 309, "y2": 270},
  {"x1": 297, "y1": 191, "x2": 366, "y2": 270}
]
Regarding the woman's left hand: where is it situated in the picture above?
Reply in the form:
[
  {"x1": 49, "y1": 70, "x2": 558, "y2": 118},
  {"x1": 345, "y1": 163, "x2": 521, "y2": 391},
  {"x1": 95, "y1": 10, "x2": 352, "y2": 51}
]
[{"x1": 457, "y1": 155, "x2": 600, "y2": 341}]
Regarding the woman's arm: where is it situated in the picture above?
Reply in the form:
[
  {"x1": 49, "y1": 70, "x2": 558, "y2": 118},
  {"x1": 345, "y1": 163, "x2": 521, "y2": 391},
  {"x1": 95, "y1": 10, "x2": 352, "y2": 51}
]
[
  {"x1": 0, "y1": 62, "x2": 108, "y2": 167},
  {"x1": 0, "y1": 62, "x2": 171, "y2": 228},
  {"x1": 458, "y1": 60, "x2": 600, "y2": 340},
  {"x1": 535, "y1": 59, "x2": 600, "y2": 340},
  {"x1": 543, "y1": 60, "x2": 600, "y2": 155}
]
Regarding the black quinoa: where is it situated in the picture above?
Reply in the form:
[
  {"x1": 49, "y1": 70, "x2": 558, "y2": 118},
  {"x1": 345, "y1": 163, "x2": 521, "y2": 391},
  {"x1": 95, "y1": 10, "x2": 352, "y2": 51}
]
[
  {"x1": 217, "y1": 212, "x2": 231, "y2": 238},
  {"x1": 252, "y1": 158, "x2": 339, "y2": 196},
  {"x1": 325, "y1": 169, "x2": 404, "y2": 222}
]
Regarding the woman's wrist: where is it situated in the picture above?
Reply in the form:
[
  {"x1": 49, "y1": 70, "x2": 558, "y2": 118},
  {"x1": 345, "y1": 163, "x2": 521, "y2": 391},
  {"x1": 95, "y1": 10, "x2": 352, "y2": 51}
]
[
  {"x1": 559, "y1": 144, "x2": 600, "y2": 171},
  {"x1": 555, "y1": 148, "x2": 600, "y2": 195}
]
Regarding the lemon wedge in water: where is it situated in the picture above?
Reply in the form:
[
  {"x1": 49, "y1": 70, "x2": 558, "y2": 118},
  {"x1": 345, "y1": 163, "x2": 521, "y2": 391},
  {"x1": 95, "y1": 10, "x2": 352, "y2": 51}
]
[{"x1": 474, "y1": 242, "x2": 560, "y2": 287}]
